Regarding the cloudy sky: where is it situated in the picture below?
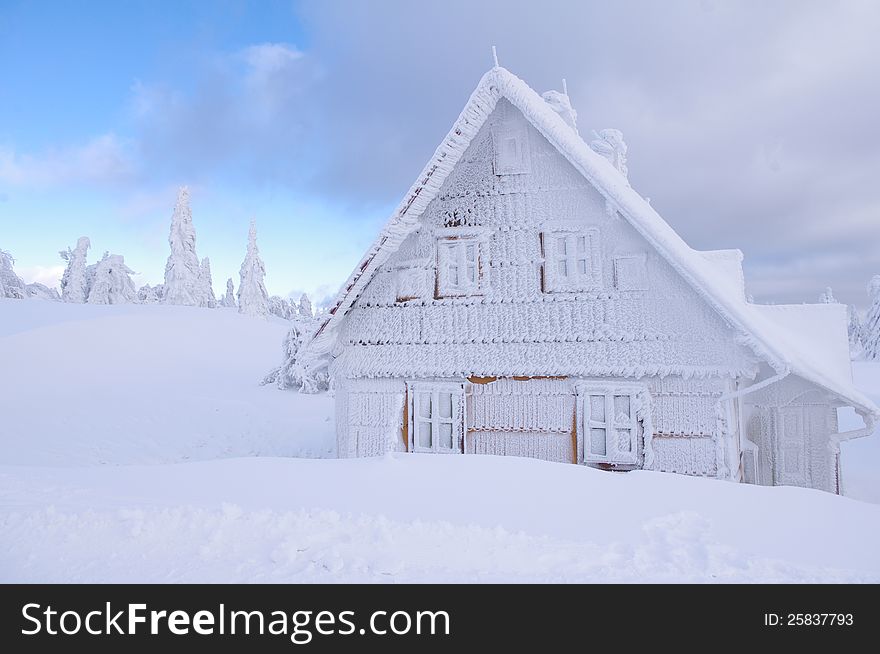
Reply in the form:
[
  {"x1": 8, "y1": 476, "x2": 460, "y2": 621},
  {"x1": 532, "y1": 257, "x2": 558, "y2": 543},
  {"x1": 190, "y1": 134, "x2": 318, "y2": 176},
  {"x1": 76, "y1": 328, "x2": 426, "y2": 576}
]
[{"x1": 1, "y1": 0, "x2": 879, "y2": 306}]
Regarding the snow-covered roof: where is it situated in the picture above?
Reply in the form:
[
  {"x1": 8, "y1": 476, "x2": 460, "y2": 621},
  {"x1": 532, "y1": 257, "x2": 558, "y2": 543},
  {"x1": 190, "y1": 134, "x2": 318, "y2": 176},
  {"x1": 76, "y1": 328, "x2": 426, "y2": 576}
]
[{"x1": 309, "y1": 66, "x2": 878, "y2": 419}]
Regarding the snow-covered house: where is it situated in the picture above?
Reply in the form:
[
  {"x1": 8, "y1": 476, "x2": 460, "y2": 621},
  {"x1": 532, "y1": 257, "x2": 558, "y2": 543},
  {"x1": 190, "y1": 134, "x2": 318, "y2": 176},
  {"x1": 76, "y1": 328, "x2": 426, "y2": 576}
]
[{"x1": 304, "y1": 66, "x2": 878, "y2": 493}]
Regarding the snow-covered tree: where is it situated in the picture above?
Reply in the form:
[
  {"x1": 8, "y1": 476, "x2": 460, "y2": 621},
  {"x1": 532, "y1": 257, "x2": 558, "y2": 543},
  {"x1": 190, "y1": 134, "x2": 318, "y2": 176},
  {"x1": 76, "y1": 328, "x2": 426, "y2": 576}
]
[
  {"x1": 87, "y1": 254, "x2": 137, "y2": 305},
  {"x1": 298, "y1": 293, "x2": 313, "y2": 319},
  {"x1": 269, "y1": 295, "x2": 296, "y2": 320},
  {"x1": 848, "y1": 305, "x2": 863, "y2": 358},
  {"x1": 163, "y1": 186, "x2": 211, "y2": 307},
  {"x1": 199, "y1": 257, "x2": 217, "y2": 308},
  {"x1": 262, "y1": 321, "x2": 330, "y2": 393},
  {"x1": 0, "y1": 249, "x2": 27, "y2": 299},
  {"x1": 220, "y1": 278, "x2": 236, "y2": 308},
  {"x1": 819, "y1": 287, "x2": 836, "y2": 304},
  {"x1": 237, "y1": 220, "x2": 269, "y2": 318},
  {"x1": 862, "y1": 275, "x2": 880, "y2": 361},
  {"x1": 26, "y1": 283, "x2": 60, "y2": 301},
  {"x1": 137, "y1": 284, "x2": 162, "y2": 304},
  {"x1": 59, "y1": 236, "x2": 91, "y2": 303}
]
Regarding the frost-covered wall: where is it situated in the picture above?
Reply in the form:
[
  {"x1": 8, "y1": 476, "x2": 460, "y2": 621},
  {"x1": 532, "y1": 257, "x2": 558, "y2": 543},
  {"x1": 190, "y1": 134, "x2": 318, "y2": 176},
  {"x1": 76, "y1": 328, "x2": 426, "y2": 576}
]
[
  {"x1": 332, "y1": 99, "x2": 765, "y2": 477},
  {"x1": 335, "y1": 100, "x2": 756, "y2": 381}
]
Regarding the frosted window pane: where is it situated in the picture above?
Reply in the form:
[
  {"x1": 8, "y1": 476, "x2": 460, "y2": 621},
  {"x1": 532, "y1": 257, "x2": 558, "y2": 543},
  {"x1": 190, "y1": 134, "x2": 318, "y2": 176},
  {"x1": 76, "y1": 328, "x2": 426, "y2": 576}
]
[
  {"x1": 466, "y1": 244, "x2": 475, "y2": 260},
  {"x1": 440, "y1": 423, "x2": 453, "y2": 449},
  {"x1": 614, "y1": 395, "x2": 631, "y2": 420},
  {"x1": 578, "y1": 259, "x2": 587, "y2": 275},
  {"x1": 466, "y1": 265, "x2": 476, "y2": 282},
  {"x1": 558, "y1": 260, "x2": 568, "y2": 277},
  {"x1": 590, "y1": 396, "x2": 605, "y2": 422},
  {"x1": 577, "y1": 236, "x2": 586, "y2": 252},
  {"x1": 449, "y1": 265, "x2": 459, "y2": 286},
  {"x1": 418, "y1": 422, "x2": 432, "y2": 448},
  {"x1": 617, "y1": 430, "x2": 632, "y2": 452},
  {"x1": 439, "y1": 392, "x2": 452, "y2": 419},
  {"x1": 556, "y1": 237, "x2": 567, "y2": 254},
  {"x1": 590, "y1": 428, "x2": 607, "y2": 456},
  {"x1": 419, "y1": 393, "x2": 432, "y2": 418}
]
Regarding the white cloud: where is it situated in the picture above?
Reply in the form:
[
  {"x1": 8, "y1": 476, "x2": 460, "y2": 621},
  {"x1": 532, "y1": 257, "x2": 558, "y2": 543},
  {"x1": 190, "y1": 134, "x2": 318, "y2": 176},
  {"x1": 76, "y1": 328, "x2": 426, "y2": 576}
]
[
  {"x1": 239, "y1": 43, "x2": 303, "y2": 77},
  {"x1": 0, "y1": 134, "x2": 135, "y2": 188}
]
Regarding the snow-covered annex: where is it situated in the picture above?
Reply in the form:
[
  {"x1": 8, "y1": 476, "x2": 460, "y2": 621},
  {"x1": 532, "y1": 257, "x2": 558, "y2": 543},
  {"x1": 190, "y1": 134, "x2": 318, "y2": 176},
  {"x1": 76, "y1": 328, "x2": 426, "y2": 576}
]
[{"x1": 304, "y1": 65, "x2": 878, "y2": 493}]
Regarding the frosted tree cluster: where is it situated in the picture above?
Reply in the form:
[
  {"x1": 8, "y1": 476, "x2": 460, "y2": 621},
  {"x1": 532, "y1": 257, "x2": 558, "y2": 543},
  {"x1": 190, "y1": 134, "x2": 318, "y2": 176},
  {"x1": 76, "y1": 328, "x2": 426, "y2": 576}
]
[
  {"x1": 87, "y1": 254, "x2": 137, "y2": 305},
  {"x1": 237, "y1": 220, "x2": 270, "y2": 318},
  {"x1": 862, "y1": 275, "x2": 880, "y2": 361},
  {"x1": 4, "y1": 189, "x2": 296, "y2": 314},
  {"x1": 138, "y1": 284, "x2": 163, "y2": 304},
  {"x1": 59, "y1": 236, "x2": 91, "y2": 303},
  {"x1": 262, "y1": 320, "x2": 330, "y2": 393},
  {"x1": 269, "y1": 295, "x2": 297, "y2": 320}
]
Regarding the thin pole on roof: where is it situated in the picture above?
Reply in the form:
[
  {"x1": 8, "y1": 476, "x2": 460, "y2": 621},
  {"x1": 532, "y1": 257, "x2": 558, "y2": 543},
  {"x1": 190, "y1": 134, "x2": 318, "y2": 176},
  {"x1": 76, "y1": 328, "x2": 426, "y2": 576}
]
[
  {"x1": 562, "y1": 78, "x2": 569, "y2": 97},
  {"x1": 491, "y1": 45, "x2": 499, "y2": 68}
]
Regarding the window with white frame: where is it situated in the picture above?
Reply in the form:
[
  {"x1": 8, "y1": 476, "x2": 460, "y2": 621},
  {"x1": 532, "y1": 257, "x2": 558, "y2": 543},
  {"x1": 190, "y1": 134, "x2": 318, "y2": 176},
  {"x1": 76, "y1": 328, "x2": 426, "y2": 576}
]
[
  {"x1": 408, "y1": 382, "x2": 464, "y2": 454},
  {"x1": 613, "y1": 254, "x2": 648, "y2": 291},
  {"x1": 436, "y1": 237, "x2": 481, "y2": 297},
  {"x1": 579, "y1": 385, "x2": 642, "y2": 465},
  {"x1": 542, "y1": 229, "x2": 601, "y2": 293}
]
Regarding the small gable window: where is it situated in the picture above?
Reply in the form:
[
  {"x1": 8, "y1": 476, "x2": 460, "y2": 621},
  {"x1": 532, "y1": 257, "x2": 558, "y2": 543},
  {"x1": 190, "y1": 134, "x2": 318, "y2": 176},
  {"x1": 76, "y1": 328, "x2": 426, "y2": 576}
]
[
  {"x1": 542, "y1": 228, "x2": 601, "y2": 293},
  {"x1": 613, "y1": 254, "x2": 648, "y2": 291},
  {"x1": 436, "y1": 236, "x2": 482, "y2": 297},
  {"x1": 493, "y1": 124, "x2": 531, "y2": 175}
]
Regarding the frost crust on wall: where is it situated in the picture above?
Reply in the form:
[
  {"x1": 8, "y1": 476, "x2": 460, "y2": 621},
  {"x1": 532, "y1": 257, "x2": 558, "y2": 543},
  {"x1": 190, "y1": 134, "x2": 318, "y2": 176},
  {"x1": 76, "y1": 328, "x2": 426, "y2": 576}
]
[{"x1": 335, "y1": 101, "x2": 756, "y2": 383}]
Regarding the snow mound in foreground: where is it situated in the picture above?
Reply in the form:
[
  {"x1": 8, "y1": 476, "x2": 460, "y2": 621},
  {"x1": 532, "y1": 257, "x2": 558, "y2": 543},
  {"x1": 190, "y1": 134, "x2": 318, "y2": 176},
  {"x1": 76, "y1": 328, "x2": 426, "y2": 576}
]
[{"x1": 2, "y1": 456, "x2": 879, "y2": 582}]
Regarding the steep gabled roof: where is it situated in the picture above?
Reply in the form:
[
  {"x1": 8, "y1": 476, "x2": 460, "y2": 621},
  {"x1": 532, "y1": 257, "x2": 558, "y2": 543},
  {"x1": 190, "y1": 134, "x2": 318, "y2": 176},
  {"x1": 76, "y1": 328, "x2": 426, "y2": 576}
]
[{"x1": 308, "y1": 66, "x2": 878, "y2": 419}]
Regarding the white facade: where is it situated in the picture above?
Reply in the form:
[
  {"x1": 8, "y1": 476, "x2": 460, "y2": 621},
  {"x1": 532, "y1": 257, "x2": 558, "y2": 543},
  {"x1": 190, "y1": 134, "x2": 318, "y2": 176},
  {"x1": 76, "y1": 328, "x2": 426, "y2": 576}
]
[{"x1": 305, "y1": 67, "x2": 878, "y2": 493}]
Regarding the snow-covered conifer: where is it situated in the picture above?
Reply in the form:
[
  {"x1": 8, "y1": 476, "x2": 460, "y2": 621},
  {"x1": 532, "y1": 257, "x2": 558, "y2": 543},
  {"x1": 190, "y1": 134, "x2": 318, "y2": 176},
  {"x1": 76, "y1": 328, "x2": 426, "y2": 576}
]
[
  {"x1": 199, "y1": 257, "x2": 217, "y2": 308},
  {"x1": 163, "y1": 187, "x2": 210, "y2": 307},
  {"x1": 848, "y1": 305, "x2": 863, "y2": 358},
  {"x1": 0, "y1": 249, "x2": 27, "y2": 299},
  {"x1": 298, "y1": 293, "x2": 313, "y2": 319},
  {"x1": 862, "y1": 276, "x2": 880, "y2": 361},
  {"x1": 221, "y1": 278, "x2": 236, "y2": 308},
  {"x1": 819, "y1": 287, "x2": 836, "y2": 304},
  {"x1": 59, "y1": 236, "x2": 91, "y2": 303},
  {"x1": 237, "y1": 220, "x2": 269, "y2": 318},
  {"x1": 87, "y1": 254, "x2": 137, "y2": 305}
]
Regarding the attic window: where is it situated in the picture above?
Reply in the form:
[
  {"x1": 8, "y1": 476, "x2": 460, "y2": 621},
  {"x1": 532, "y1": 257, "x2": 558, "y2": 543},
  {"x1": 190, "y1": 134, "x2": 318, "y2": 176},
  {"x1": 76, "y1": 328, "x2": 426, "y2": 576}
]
[
  {"x1": 436, "y1": 237, "x2": 482, "y2": 297},
  {"x1": 493, "y1": 123, "x2": 531, "y2": 175},
  {"x1": 542, "y1": 228, "x2": 601, "y2": 293},
  {"x1": 613, "y1": 254, "x2": 648, "y2": 291}
]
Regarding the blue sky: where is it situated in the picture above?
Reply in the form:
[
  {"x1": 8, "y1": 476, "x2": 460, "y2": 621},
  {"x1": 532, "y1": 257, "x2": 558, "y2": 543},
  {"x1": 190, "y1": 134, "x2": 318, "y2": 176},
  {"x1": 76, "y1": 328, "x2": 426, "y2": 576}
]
[{"x1": 2, "y1": 0, "x2": 880, "y2": 306}]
